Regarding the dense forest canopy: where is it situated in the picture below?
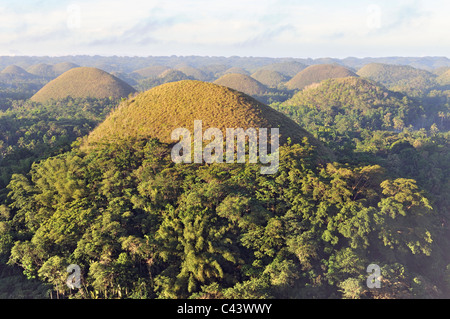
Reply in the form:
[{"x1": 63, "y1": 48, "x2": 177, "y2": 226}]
[{"x1": 0, "y1": 55, "x2": 448, "y2": 299}]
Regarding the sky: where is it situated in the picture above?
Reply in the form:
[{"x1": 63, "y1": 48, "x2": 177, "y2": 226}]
[{"x1": 0, "y1": 0, "x2": 449, "y2": 58}]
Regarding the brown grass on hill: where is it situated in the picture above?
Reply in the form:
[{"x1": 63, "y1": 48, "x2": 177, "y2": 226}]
[
  {"x1": 1, "y1": 65, "x2": 33, "y2": 77},
  {"x1": 30, "y1": 67, "x2": 137, "y2": 103},
  {"x1": 285, "y1": 64, "x2": 357, "y2": 90},
  {"x1": 82, "y1": 80, "x2": 330, "y2": 156},
  {"x1": 251, "y1": 70, "x2": 289, "y2": 88},
  {"x1": 214, "y1": 73, "x2": 269, "y2": 96}
]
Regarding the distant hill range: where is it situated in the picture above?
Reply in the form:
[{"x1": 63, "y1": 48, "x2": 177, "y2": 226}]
[{"x1": 0, "y1": 56, "x2": 448, "y2": 75}]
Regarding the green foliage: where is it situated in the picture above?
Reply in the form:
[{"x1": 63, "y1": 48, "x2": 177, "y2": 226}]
[
  {"x1": 277, "y1": 77, "x2": 423, "y2": 134},
  {"x1": 1, "y1": 136, "x2": 445, "y2": 299},
  {"x1": 0, "y1": 97, "x2": 116, "y2": 193},
  {"x1": 0, "y1": 56, "x2": 449, "y2": 300}
]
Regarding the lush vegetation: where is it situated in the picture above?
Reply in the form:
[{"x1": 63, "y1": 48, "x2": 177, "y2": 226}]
[
  {"x1": 0, "y1": 97, "x2": 118, "y2": 197},
  {"x1": 0, "y1": 56, "x2": 448, "y2": 299},
  {"x1": 357, "y1": 63, "x2": 439, "y2": 97},
  {"x1": 2, "y1": 136, "x2": 447, "y2": 299},
  {"x1": 275, "y1": 77, "x2": 423, "y2": 134}
]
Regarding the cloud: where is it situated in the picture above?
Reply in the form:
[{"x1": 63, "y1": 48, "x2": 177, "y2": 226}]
[{"x1": 0, "y1": 0, "x2": 448, "y2": 57}]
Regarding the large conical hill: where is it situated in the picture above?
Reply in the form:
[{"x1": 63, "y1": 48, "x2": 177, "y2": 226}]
[
  {"x1": 30, "y1": 67, "x2": 137, "y2": 103},
  {"x1": 437, "y1": 69, "x2": 450, "y2": 86},
  {"x1": 83, "y1": 80, "x2": 330, "y2": 156}
]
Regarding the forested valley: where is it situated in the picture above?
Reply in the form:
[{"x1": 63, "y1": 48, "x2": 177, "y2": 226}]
[{"x1": 0, "y1": 56, "x2": 448, "y2": 299}]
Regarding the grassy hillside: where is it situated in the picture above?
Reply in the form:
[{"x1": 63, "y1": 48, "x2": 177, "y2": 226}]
[
  {"x1": 285, "y1": 64, "x2": 357, "y2": 90},
  {"x1": 258, "y1": 61, "x2": 307, "y2": 77},
  {"x1": 279, "y1": 77, "x2": 423, "y2": 131},
  {"x1": 30, "y1": 67, "x2": 137, "y2": 103},
  {"x1": 433, "y1": 66, "x2": 450, "y2": 76},
  {"x1": 83, "y1": 80, "x2": 329, "y2": 155},
  {"x1": 199, "y1": 64, "x2": 229, "y2": 78},
  {"x1": 175, "y1": 66, "x2": 210, "y2": 81},
  {"x1": 437, "y1": 69, "x2": 450, "y2": 86},
  {"x1": 27, "y1": 62, "x2": 80, "y2": 78},
  {"x1": 1, "y1": 65, "x2": 35, "y2": 80},
  {"x1": 251, "y1": 70, "x2": 289, "y2": 88},
  {"x1": 26, "y1": 63, "x2": 55, "y2": 77},
  {"x1": 214, "y1": 73, "x2": 269, "y2": 96},
  {"x1": 223, "y1": 67, "x2": 250, "y2": 76},
  {"x1": 357, "y1": 63, "x2": 438, "y2": 96}
]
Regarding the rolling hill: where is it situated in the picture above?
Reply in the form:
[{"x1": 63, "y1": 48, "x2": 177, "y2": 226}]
[
  {"x1": 214, "y1": 73, "x2": 269, "y2": 96},
  {"x1": 1, "y1": 65, "x2": 36, "y2": 80},
  {"x1": 52, "y1": 62, "x2": 79, "y2": 76},
  {"x1": 285, "y1": 64, "x2": 357, "y2": 90},
  {"x1": 83, "y1": 80, "x2": 329, "y2": 156},
  {"x1": 280, "y1": 76, "x2": 422, "y2": 131},
  {"x1": 26, "y1": 63, "x2": 55, "y2": 77},
  {"x1": 27, "y1": 62, "x2": 80, "y2": 78},
  {"x1": 251, "y1": 70, "x2": 289, "y2": 88},
  {"x1": 437, "y1": 69, "x2": 450, "y2": 86},
  {"x1": 223, "y1": 67, "x2": 250, "y2": 76},
  {"x1": 357, "y1": 63, "x2": 437, "y2": 95},
  {"x1": 30, "y1": 67, "x2": 137, "y2": 103}
]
